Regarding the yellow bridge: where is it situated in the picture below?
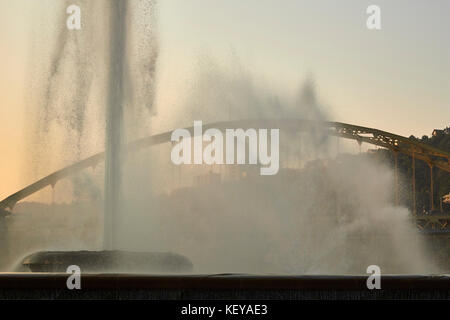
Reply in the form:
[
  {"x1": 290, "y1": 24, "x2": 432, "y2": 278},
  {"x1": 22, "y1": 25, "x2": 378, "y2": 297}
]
[{"x1": 1, "y1": 119, "x2": 449, "y2": 232}]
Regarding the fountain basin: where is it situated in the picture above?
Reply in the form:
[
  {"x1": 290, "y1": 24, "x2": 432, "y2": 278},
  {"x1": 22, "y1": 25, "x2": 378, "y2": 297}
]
[{"x1": 16, "y1": 250, "x2": 194, "y2": 273}]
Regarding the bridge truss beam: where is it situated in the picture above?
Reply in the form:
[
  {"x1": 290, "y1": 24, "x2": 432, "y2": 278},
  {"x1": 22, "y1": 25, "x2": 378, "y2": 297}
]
[{"x1": 1, "y1": 119, "x2": 449, "y2": 217}]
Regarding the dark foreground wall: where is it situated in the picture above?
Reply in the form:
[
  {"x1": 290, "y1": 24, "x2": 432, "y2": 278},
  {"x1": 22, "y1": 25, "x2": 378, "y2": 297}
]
[{"x1": 0, "y1": 274, "x2": 449, "y2": 299}]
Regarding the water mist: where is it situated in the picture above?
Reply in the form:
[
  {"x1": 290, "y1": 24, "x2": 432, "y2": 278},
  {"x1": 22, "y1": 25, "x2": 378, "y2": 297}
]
[
  {"x1": 24, "y1": 0, "x2": 159, "y2": 251},
  {"x1": 10, "y1": 3, "x2": 440, "y2": 275}
]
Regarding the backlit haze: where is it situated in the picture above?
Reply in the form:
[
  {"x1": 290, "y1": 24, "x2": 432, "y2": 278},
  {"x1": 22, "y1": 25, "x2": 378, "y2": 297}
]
[{"x1": 1, "y1": 0, "x2": 449, "y2": 200}]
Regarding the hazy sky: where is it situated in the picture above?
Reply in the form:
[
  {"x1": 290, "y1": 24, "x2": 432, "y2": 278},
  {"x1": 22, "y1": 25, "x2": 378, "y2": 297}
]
[{"x1": 0, "y1": 0, "x2": 449, "y2": 199}]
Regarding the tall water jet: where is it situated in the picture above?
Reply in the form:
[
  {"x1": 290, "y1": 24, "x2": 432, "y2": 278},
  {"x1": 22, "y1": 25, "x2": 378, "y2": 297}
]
[
  {"x1": 25, "y1": 0, "x2": 159, "y2": 250},
  {"x1": 104, "y1": 1, "x2": 128, "y2": 249}
]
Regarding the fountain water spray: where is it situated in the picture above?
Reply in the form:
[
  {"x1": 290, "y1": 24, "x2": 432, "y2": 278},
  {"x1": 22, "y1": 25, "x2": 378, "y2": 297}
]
[
  {"x1": 25, "y1": 0, "x2": 159, "y2": 250},
  {"x1": 11, "y1": 2, "x2": 441, "y2": 275}
]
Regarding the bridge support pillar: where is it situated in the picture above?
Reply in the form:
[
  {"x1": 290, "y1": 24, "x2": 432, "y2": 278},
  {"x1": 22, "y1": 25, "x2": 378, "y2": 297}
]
[
  {"x1": 0, "y1": 215, "x2": 10, "y2": 270},
  {"x1": 336, "y1": 136, "x2": 339, "y2": 157},
  {"x1": 428, "y1": 162, "x2": 434, "y2": 212},
  {"x1": 394, "y1": 151, "x2": 399, "y2": 206},
  {"x1": 412, "y1": 152, "x2": 416, "y2": 215}
]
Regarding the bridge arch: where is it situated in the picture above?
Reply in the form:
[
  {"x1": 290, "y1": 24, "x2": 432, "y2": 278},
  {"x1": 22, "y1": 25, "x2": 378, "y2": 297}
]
[{"x1": 1, "y1": 119, "x2": 449, "y2": 211}]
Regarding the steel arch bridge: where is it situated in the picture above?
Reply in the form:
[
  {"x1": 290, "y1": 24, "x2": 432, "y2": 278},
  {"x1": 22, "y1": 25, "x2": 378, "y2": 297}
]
[{"x1": 1, "y1": 119, "x2": 449, "y2": 231}]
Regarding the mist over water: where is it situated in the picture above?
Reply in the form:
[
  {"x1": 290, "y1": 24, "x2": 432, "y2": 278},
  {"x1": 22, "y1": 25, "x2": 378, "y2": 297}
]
[
  {"x1": 25, "y1": 0, "x2": 158, "y2": 200},
  {"x1": 12, "y1": 1, "x2": 440, "y2": 274},
  {"x1": 117, "y1": 60, "x2": 438, "y2": 274},
  {"x1": 25, "y1": 0, "x2": 159, "y2": 246}
]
